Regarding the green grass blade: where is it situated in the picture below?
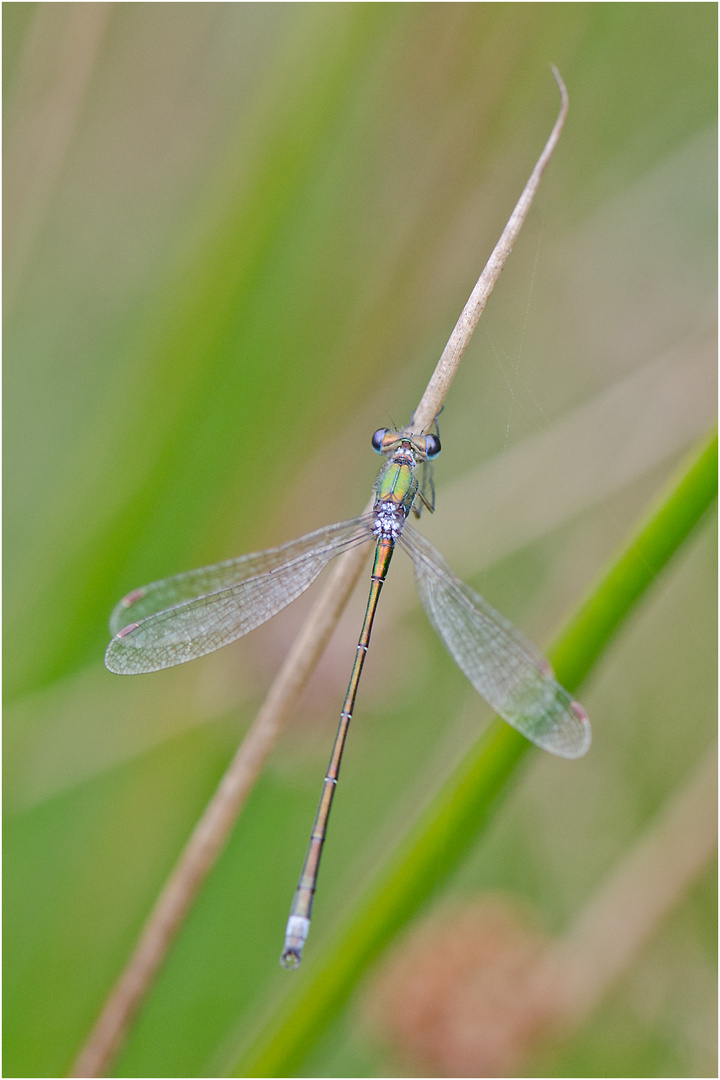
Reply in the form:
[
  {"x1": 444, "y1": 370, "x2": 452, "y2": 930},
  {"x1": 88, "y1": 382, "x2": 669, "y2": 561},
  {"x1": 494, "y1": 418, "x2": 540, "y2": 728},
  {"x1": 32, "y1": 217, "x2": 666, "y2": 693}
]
[
  {"x1": 234, "y1": 426, "x2": 717, "y2": 1078},
  {"x1": 549, "y1": 426, "x2": 718, "y2": 688}
]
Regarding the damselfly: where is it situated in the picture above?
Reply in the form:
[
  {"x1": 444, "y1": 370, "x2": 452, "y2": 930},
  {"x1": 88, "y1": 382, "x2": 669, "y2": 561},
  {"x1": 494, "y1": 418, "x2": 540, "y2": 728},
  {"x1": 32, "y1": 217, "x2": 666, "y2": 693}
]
[{"x1": 105, "y1": 422, "x2": 590, "y2": 968}]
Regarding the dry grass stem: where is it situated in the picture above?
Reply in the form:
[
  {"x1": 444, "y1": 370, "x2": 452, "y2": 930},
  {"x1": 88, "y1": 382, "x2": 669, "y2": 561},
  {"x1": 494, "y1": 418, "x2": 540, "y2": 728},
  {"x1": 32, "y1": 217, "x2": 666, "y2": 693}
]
[
  {"x1": 412, "y1": 66, "x2": 568, "y2": 433},
  {"x1": 70, "y1": 70, "x2": 568, "y2": 1077}
]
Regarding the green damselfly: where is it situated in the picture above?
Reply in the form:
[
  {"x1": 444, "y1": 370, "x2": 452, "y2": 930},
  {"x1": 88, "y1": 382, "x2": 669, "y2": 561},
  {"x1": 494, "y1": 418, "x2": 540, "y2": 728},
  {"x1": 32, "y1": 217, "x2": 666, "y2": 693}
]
[{"x1": 106, "y1": 421, "x2": 590, "y2": 968}]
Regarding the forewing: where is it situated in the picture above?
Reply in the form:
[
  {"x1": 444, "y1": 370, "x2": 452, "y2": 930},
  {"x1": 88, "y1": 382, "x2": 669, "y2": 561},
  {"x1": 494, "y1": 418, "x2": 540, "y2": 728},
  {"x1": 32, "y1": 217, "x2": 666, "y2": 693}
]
[
  {"x1": 106, "y1": 516, "x2": 372, "y2": 674},
  {"x1": 402, "y1": 528, "x2": 591, "y2": 758}
]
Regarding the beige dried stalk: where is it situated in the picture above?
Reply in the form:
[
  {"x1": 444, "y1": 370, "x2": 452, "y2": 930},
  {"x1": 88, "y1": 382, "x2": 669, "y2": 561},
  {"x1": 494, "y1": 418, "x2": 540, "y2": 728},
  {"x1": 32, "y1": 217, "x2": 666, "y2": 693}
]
[{"x1": 70, "y1": 68, "x2": 568, "y2": 1078}]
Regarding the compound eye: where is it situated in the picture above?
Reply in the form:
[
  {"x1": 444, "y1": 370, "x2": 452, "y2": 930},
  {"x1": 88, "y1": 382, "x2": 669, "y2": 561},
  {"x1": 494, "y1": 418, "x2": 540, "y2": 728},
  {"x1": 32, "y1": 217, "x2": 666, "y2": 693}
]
[
  {"x1": 424, "y1": 433, "x2": 441, "y2": 459},
  {"x1": 371, "y1": 428, "x2": 388, "y2": 454}
]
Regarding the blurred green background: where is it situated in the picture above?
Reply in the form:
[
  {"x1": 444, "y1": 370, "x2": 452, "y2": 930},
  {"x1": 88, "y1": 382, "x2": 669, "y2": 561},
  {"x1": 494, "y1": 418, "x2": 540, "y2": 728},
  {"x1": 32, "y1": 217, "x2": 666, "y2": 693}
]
[{"x1": 4, "y1": 4, "x2": 716, "y2": 1077}]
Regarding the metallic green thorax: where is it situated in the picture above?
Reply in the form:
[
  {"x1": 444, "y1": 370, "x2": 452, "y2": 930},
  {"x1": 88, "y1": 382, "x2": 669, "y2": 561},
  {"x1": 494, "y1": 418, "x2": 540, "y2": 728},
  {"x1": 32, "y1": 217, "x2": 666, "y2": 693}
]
[{"x1": 375, "y1": 458, "x2": 419, "y2": 517}]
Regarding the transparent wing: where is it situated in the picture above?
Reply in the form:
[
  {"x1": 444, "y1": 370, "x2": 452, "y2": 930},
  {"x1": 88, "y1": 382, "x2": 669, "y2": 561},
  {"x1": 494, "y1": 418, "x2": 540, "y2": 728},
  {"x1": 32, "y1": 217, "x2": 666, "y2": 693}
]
[
  {"x1": 402, "y1": 527, "x2": 591, "y2": 759},
  {"x1": 106, "y1": 516, "x2": 373, "y2": 674}
]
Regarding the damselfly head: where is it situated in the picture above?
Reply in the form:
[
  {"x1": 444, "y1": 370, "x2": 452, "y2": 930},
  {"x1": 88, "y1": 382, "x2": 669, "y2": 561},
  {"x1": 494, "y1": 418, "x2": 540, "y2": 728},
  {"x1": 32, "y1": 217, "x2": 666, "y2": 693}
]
[{"x1": 372, "y1": 427, "x2": 441, "y2": 462}]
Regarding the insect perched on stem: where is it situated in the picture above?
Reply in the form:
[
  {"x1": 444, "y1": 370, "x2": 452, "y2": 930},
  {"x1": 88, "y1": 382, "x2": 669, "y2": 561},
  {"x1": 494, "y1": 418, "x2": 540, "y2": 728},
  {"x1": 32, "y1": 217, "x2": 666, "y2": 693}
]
[{"x1": 106, "y1": 417, "x2": 590, "y2": 968}]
